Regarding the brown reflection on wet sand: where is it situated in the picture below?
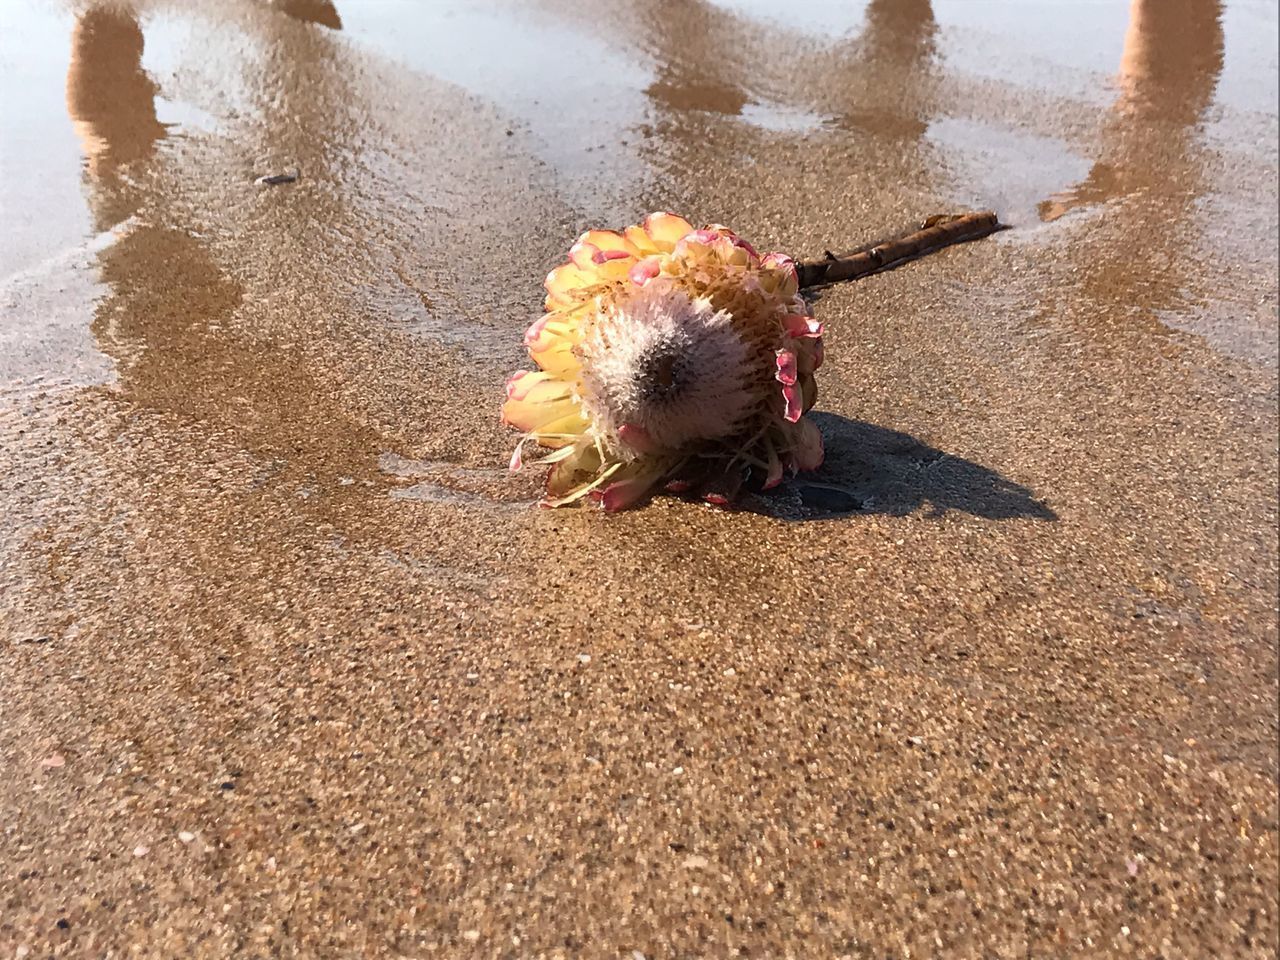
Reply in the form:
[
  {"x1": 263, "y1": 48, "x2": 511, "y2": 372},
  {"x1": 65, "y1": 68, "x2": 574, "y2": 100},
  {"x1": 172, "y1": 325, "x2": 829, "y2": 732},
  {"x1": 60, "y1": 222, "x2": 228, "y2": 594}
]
[
  {"x1": 641, "y1": 0, "x2": 749, "y2": 116},
  {"x1": 542, "y1": 0, "x2": 946, "y2": 238},
  {"x1": 65, "y1": 7, "x2": 167, "y2": 229},
  {"x1": 1038, "y1": 0, "x2": 1229, "y2": 348},
  {"x1": 67, "y1": 3, "x2": 379, "y2": 480},
  {"x1": 1040, "y1": 0, "x2": 1223, "y2": 221},
  {"x1": 273, "y1": 0, "x2": 342, "y2": 30},
  {"x1": 823, "y1": 0, "x2": 939, "y2": 143}
]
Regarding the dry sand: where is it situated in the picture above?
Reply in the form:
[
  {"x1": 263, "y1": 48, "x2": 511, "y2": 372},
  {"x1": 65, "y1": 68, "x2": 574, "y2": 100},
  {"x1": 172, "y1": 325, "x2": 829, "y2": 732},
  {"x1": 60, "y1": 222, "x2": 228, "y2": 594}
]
[{"x1": 1, "y1": 0, "x2": 1277, "y2": 956}]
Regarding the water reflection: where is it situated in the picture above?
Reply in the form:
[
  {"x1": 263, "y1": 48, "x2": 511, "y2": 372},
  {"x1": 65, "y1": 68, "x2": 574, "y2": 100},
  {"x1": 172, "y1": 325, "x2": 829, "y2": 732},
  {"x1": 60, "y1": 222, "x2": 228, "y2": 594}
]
[
  {"x1": 273, "y1": 0, "x2": 343, "y2": 30},
  {"x1": 65, "y1": 7, "x2": 167, "y2": 230},
  {"x1": 642, "y1": 1, "x2": 749, "y2": 116},
  {"x1": 63, "y1": 0, "x2": 390, "y2": 485},
  {"x1": 1039, "y1": 0, "x2": 1223, "y2": 221},
  {"x1": 822, "y1": 0, "x2": 938, "y2": 143},
  {"x1": 539, "y1": 0, "x2": 946, "y2": 223},
  {"x1": 1035, "y1": 0, "x2": 1228, "y2": 350}
]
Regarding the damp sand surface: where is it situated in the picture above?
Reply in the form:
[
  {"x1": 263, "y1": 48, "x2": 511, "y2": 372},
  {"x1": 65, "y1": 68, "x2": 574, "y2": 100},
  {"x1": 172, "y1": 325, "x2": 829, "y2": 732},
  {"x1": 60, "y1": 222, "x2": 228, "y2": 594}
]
[{"x1": 1, "y1": 1, "x2": 1278, "y2": 956}]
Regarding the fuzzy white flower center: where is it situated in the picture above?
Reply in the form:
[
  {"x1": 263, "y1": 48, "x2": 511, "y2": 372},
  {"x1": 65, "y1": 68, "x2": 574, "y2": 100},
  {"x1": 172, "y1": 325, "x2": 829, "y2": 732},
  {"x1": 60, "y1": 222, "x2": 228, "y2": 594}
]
[{"x1": 577, "y1": 281, "x2": 758, "y2": 455}]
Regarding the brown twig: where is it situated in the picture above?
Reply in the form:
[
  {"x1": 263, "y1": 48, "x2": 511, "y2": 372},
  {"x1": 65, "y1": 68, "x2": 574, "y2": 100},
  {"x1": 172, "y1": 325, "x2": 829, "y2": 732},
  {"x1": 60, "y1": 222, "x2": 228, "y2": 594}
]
[{"x1": 796, "y1": 211, "x2": 1004, "y2": 289}]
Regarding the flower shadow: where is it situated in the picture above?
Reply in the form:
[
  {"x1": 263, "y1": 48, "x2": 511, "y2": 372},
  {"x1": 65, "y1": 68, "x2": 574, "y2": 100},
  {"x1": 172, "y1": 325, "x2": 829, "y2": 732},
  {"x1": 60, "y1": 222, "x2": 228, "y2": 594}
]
[{"x1": 745, "y1": 412, "x2": 1057, "y2": 522}]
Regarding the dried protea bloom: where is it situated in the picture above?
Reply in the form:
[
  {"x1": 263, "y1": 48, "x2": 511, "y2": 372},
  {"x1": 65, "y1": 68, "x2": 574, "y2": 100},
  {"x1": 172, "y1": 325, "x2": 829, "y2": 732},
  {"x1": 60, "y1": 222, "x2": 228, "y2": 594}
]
[{"x1": 503, "y1": 212, "x2": 825, "y2": 511}]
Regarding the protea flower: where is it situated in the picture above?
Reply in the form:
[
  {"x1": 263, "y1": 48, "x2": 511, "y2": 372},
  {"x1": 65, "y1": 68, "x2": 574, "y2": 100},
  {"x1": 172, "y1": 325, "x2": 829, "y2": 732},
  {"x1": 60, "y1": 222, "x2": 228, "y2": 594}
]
[{"x1": 502, "y1": 212, "x2": 824, "y2": 511}]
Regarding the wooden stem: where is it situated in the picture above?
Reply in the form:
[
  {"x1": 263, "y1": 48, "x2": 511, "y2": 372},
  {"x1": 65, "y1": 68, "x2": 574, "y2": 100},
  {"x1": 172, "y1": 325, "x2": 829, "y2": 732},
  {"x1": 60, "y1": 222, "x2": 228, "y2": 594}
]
[{"x1": 796, "y1": 211, "x2": 1004, "y2": 289}]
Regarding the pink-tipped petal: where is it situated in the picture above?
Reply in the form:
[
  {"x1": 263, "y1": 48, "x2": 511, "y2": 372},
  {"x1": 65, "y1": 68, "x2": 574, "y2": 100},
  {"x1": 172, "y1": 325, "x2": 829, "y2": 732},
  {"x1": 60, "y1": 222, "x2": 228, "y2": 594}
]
[
  {"x1": 593, "y1": 248, "x2": 631, "y2": 264},
  {"x1": 699, "y1": 226, "x2": 758, "y2": 264},
  {"x1": 520, "y1": 378, "x2": 572, "y2": 405},
  {"x1": 579, "y1": 229, "x2": 642, "y2": 257},
  {"x1": 618, "y1": 422, "x2": 658, "y2": 454},
  {"x1": 775, "y1": 349, "x2": 798, "y2": 386},
  {"x1": 544, "y1": 262, "x2": 596, "y2": 307},
  {"x1": 733, "y1": 236, "x2": 761, "y2": 261},
  {"x1": 506, "y1": 370, "x2": 554, "y2": 400},
  {"x1": 502, "y1": 391, "x2": 583, "y2": 434},
  {"x1": 529, "y1": 340, "x2": 579, "y2": 375},
  {"x1": 509, "y1": 442, "x2": 525, "y2": 472},
  {"x1": 761, "y1": 252, "x2": 800, "y2": 297},
  {"x1": 784, "y1": 313, "x2": 823, "y2": 338},
  {"x1": 525, "y1": 315, "x2": 576, "y2": 355},
  {"x1": 568, "y1": 241, "x2": 601, "y2": 270},
  {"x1": 523, "y1": 316, "x2": 549, "y2": 348},
  {"x1": 601, "y1": 477, "x2": 653, "y2": 512},
  {"x1": 629, "y1": 257, "x2": 661, "y2": 286},
  {"x1": 624, "y1": 224, "x2": 657, "y2": 253},
  {"x1": 781, "y1": 383, "x2": 802, "y2": 423},
  {"x1": 676, "y1": 230, "x2": 736, "y2": 263}
]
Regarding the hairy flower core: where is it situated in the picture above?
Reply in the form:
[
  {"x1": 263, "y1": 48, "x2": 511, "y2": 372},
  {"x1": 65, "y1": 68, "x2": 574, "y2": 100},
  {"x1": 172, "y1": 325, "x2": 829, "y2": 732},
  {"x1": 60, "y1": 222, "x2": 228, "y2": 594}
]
[{"x1": 577, "y1": 282, "x2": 758, "y2": 457}]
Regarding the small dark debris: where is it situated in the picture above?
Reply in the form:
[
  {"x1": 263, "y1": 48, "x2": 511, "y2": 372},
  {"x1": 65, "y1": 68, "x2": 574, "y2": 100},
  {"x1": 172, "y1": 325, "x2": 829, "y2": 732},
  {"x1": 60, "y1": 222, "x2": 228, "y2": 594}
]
[
  {"x1": 256, "y1": 170, "x2": 299, "y2": 186},
  {"x1": 19, "y1": 636, "x2": 51, "y2": 644},
  {"x1": 56, "y1": 918, "x2": 70, "y2": 930},
  {"x1": 796, "y1": 483, "x2": 864, "y2": 514},
  {"x1": 220, "y1": 781, "x2": 235, "y2": 791}
]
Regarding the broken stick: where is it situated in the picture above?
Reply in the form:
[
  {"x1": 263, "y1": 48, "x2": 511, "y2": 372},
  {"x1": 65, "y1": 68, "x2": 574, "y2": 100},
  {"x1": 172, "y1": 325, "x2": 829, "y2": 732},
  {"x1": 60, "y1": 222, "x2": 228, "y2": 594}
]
[{"x1": 796, "y1": 211, "x2": 1004, "y2": 289}]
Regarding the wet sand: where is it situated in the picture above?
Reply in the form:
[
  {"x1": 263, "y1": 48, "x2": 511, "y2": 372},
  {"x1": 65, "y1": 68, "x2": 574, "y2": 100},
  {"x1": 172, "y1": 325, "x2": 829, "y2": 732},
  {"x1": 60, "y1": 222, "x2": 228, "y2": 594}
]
[{"x1": 1, "y1": 0, "x2": 1277, "y2": 956}]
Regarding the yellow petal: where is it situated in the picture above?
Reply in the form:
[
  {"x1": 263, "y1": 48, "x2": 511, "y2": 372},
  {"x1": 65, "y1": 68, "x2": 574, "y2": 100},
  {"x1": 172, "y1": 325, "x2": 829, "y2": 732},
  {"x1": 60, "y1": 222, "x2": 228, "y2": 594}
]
[
  {"x1": 590, "y1": 256, "x2": 634, "y2": 284},
  {"x1": 524, "y1": 378, "x2": 573, "y2": 405},
  {"x1": 759, "y1": 253, "x2": 799, "y2": 299},
  {"x1": 579, "y1": 230, "x2": 642, "y2": 258},
  {"x1": 544, "y1": 262, "x2": 599, "y2": 308},
  {"x1": 624, "y1": 224, "x2": 659, "y2": 254},
  {"x1": 531, "y1": 340, "x2": 581, "y2": 376},
  {"x1": 642, "y1": 212, "x2": 695, "y2": 251},
  {"x1": 535, "y1": 409, "x2": 591, "y2": 441},
  {"x1": 525, "y1": 307, "x2": 588, "y2": 356},
  {"x1": 546, "y1": 443, "x2": 603, "y2": 496},
  {"x1": 524, "y1": 316, "x2": 565, "y2": 353},
  {"x1": 502, "y1": 393, "x2": 581, "y2": 433}
]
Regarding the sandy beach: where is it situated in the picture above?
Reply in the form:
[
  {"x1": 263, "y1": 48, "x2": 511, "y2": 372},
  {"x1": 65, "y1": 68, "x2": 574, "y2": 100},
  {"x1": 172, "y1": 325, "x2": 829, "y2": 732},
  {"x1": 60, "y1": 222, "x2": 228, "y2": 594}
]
[{"x1": 2, "y1": 0, "x2": 1277, "y2": 955}]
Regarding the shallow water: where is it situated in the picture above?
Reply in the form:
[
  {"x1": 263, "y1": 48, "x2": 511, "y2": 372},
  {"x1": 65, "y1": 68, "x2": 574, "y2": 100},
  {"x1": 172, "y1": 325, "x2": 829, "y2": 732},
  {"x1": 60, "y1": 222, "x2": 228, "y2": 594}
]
[{"x1": 1, "y1": 1, "x2": 1277, "y2": 956}]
